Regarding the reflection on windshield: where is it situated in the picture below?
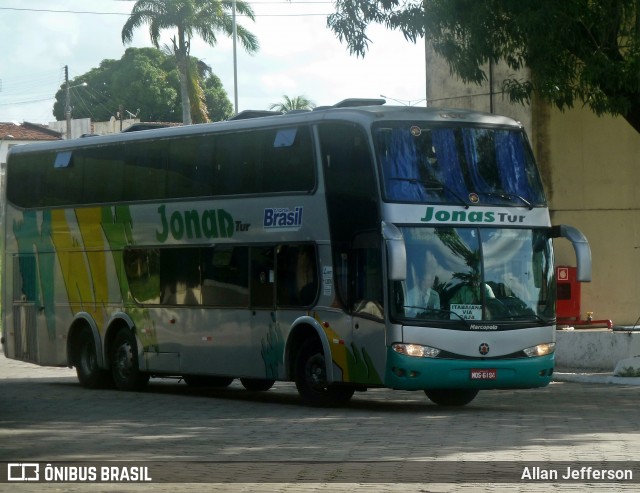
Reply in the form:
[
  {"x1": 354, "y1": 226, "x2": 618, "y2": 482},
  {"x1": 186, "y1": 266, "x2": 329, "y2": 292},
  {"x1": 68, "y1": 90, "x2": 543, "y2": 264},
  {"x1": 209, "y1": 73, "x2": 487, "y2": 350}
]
[
  {"x1": 375, "y1": 123, "x2": 546, "y2": 206},
  {"x1": 392, "y1": 227, "x2": 555, "y2": 324}
]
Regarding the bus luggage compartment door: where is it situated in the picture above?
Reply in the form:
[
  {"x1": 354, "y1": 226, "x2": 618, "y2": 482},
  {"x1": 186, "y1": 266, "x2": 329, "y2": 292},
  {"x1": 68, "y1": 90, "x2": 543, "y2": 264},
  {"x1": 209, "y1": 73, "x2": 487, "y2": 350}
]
[{"x1": 11, "y1": 302, "x2": 38, "y2": 364}]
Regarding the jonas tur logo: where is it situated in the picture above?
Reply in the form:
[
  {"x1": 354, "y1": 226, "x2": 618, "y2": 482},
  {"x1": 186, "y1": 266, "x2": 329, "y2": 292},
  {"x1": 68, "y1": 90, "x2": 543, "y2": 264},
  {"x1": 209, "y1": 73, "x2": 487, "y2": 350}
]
[{"x1": 479, "y1": 343, "x2": 490, "y2": 356}]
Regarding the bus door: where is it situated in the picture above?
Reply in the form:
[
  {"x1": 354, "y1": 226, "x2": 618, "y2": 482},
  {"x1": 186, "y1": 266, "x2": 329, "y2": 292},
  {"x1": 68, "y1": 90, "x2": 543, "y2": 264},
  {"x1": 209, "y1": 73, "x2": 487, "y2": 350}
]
[
  {"x1": 9, "y1": 255, "x2": 40, "y2": 364},
  {"x1": 349, "y1": 234, "x2": 387, "y2": 385}
]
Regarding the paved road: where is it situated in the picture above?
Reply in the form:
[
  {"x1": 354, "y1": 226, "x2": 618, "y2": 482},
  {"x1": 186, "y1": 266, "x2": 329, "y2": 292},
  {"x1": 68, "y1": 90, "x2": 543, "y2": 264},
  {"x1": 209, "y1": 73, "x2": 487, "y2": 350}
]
[{"x1": 0, "y1": 354, "x2": 638, "y2": 492}]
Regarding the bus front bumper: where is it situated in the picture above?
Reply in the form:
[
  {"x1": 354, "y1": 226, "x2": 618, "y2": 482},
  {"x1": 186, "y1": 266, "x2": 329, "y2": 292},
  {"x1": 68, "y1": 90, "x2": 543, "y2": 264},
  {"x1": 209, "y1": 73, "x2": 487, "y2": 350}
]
[{"x1": 384, "y1": 348, "x2": 555, "y2": 390}]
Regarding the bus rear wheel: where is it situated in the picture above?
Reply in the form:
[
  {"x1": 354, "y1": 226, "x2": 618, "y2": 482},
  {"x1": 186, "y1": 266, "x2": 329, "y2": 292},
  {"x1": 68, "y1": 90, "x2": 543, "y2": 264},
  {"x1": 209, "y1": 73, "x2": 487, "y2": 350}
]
[
  {"x1": 295, "y1": 339, "x2": 354, "y2": 407},
  {"x1": 110, "y1": 328, "x2": 149, "y2": 391},
  {"x1": 424, "y1": 389, "x2": 479, "y2": 406},
  {"x1": 75, "y1": 327, "x2": 112, "y2": 389},
  {"x1": 240, "y1": 378, "x2": 275, "y2": 391}
]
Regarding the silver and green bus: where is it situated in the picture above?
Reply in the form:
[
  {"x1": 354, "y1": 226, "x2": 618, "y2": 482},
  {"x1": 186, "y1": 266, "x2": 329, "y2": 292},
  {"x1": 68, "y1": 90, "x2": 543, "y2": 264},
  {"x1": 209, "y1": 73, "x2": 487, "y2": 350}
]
[{"x1": 1, "y1": 99, "x2": 591, "y2": 406}]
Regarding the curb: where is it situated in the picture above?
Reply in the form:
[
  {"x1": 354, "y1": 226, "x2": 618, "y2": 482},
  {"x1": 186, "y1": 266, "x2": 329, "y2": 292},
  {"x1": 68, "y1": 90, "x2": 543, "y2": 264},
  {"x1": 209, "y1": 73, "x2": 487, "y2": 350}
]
[{"x1": 554, "y1": 372, "x2": 640, "y2": 386}]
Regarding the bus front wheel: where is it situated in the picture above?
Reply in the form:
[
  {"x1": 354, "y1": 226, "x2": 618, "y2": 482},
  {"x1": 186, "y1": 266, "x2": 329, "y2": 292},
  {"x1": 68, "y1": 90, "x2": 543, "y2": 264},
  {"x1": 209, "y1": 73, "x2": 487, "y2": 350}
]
[
  {"x1": 295, "y1": 339, "x2": 354, "y2": 407},
  {"x1": 424, "y1": 389, "x2": 479, "y2": 406},
  {"x1": 110, "y1": 328, "x2": 150, "y2": 391},
  {"x1": 74, "y1": 327, "x2": 112, "y2": 389}
]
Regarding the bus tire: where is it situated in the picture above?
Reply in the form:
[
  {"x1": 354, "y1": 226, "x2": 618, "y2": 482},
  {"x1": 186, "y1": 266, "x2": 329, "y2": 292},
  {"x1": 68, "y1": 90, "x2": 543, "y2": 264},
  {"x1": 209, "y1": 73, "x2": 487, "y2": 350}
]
[
  {"x1": 110, "y1": 328, "x2": 149, "y2": 391},
  {"x1": 295, "y1": 339, "x2": 354, "y2": 407},
  {"x1": 75, "y1": 327, "x2": 113, "y2": 389},
  {"x1": 183, "y1": 375, "x2": 234, "y2": 388},
  {"x1": 240, "y1": 378, "x2": 275, "y2": 391},
  {"x1": 424, "y1": 389, "x2": 479, "y2": 406}
]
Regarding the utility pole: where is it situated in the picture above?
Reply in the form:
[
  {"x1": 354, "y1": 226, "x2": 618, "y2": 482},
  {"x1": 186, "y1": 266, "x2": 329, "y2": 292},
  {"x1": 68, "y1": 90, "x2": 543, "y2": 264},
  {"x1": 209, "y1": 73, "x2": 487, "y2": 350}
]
[
  {"x1": 63, "y1": 66, "x2": 87, "y2": 139},
  {"x1": 65, "y1": 65, "x2": 71, "y2": 140}
]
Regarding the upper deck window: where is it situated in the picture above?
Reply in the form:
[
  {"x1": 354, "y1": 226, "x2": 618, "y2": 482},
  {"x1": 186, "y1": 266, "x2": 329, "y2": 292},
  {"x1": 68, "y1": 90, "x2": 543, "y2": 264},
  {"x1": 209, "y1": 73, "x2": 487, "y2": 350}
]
[
  {"x1": 374, "y1": 123, "x2": 546, "y2": 207},
  {"x1": 6, "y1": 125, "x2": 315, "y2": 209}
]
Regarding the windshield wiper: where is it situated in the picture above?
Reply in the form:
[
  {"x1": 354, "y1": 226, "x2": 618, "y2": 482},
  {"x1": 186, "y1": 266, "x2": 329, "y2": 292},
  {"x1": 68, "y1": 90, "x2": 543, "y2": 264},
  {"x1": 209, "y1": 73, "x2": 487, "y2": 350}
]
[
  {"x1": 502, "y1": 313, "x2": 554, "y2": 325},
  {"x1": 475, "y1": 191, "x2": 534, "y2": 210},
  {"x1": 389, "y1": 177, "x2": 470, "y2": 209}
]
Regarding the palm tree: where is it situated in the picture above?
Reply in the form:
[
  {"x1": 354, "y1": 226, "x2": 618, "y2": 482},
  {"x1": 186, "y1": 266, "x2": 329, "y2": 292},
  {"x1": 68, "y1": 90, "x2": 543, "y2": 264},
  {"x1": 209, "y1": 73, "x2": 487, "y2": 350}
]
[
  {"x1": 162, "y1": 43, "x2": 211, "y2": 123},
  {"x1": 122, "y1": 0, "x2": 259, "y2": 124},
  {"x1": 269, "y1": 95, "x2": 316, "y2": 112}
]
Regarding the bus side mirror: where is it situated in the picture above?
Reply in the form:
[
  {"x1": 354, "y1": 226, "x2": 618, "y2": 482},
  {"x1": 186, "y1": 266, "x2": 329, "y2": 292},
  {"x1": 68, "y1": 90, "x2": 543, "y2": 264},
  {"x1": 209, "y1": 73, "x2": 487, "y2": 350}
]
[
  {"x1": 382, "y1": 222, "x2": 406, "y2": 281},
  {"x1": 551, "y1": 225, "x2": 592, "y2": 282}
]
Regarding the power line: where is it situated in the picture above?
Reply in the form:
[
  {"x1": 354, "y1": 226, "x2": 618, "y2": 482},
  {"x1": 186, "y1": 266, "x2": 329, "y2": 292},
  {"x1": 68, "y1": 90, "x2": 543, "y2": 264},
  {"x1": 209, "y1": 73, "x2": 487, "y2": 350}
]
[
  {"x1": 0, "y1": 68, "x2": 65, "y2": 106},
  {"x1": 0, "y1": 97, "x2": 55, "y2": 107},
  {"x1": 0, "y1": 5, "x2": 331, "y2": 17},
  {"x1": 0, "y1": 7, "x2": 128, "y2": 16},
  {"x1": 0, "y1": 1, "x2": 337, "y2": 120}
]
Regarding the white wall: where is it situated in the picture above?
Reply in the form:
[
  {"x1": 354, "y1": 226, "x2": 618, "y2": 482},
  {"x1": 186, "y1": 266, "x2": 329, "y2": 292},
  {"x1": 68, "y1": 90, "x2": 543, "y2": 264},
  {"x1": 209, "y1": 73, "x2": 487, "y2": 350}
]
[
  {"x1": 556, "y1": 330, "x2": 640, "y2": 371},
  {"x1": 48, "y1": 118, "x2": 92, "y2": 139}
]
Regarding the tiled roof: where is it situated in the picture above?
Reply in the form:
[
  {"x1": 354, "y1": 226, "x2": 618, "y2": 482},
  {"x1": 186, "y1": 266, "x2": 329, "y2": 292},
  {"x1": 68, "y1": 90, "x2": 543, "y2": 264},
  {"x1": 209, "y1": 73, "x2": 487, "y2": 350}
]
[{"x1": 0, "y1": 122, "x2": 62, "y2": 141}]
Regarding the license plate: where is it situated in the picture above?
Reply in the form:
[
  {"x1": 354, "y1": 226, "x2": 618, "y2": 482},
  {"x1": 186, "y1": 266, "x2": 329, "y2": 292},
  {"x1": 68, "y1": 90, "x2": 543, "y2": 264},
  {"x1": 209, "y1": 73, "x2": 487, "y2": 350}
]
[{"x1": 470, "y1": 369, "x2": 497, "y2": 380}]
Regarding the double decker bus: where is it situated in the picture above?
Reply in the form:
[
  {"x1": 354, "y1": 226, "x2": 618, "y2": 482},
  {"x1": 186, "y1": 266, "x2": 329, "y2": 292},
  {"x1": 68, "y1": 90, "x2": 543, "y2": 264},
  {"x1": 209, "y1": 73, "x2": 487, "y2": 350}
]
[{"x1": 1, "y1": 98, "x2": 591, "y2": 406}]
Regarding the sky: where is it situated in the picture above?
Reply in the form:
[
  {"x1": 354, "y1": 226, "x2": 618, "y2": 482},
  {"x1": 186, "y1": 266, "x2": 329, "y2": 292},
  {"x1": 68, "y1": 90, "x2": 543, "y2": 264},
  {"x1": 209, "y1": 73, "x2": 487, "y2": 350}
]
[{"x1": 0, "y1": 0, "x2": 428, "y2": 125}]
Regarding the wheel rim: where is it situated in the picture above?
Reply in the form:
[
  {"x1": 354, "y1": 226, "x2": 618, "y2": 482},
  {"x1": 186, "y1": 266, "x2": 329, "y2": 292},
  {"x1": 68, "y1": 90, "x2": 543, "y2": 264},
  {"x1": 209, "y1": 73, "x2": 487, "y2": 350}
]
[
  {"x1": 305, "y1": 353, "x2": 327, "y2": 391},
  {"x1": 80, "y1": 340, "x2": 96, "y2": 375},
  {"x1": 115, "y1": 341, "x2": 134, "y2": 381}
]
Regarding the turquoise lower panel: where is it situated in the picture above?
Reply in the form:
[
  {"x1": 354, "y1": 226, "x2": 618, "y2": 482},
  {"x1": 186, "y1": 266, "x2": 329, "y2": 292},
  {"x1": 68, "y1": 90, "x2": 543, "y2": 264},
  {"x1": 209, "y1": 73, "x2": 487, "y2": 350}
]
[{"x1": 384, "y1": 348, "x2": 555, "y2": 390}]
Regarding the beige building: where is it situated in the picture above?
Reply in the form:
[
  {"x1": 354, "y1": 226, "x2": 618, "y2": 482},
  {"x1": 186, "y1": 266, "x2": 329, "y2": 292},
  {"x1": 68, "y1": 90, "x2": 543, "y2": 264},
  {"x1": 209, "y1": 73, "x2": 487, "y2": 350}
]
[{"x1": 426, "y1": 46, "x2": 640, "y2": 326}]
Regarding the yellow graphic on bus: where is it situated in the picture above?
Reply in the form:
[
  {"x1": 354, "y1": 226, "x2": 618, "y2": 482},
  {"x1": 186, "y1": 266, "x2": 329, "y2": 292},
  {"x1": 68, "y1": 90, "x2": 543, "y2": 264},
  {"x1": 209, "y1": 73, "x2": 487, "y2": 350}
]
[{"x1": 314, "y1": 313, "x2": 382, "y2": 385}]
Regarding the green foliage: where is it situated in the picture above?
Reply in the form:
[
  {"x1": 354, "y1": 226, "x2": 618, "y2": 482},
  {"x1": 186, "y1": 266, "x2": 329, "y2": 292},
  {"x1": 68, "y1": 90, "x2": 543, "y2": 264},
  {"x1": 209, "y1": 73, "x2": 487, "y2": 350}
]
[
  {"x1": 53, "y1": 48, "x2": 232, "y2": 123},
  {"x1": 328, "y1": 0, "x2": 640, "y2": 132},
  {"x1": 121, "y1": 0, "x2": 259, "y2": 54},
  {"x1": 122, "y1": 0, "x2": 258, "y2": 124},
  {"x1": 268, "y1": 95, "x2": 316, "y2": 112},
  {"x1": 203, "y1": 73, "x2": 234, "y2": 121}
]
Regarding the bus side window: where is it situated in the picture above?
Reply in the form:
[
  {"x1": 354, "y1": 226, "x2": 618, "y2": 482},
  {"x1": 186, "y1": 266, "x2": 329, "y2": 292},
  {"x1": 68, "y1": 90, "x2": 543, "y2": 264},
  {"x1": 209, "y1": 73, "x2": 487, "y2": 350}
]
[
  {"x1": 80, "y1": 145, "x2": 125, "y2": 204},
  {"x1": 124, "y1": 140, "x2": 168, "y2": 201},
  {"x1": 167, "y1": 136, "x2": 215, "y2": 198},
  {"x1": 201, "y1": 246, "x2": 249, "y2": 307},
  {"x1": 124, "y1": 248, "x2": 161, "y2": 304},
  {"x1": 352, "y1": 239, "x2": 384, "y2": 320},
  {"x1": 250, "y1": 246, "x2": 275, "y2": 308},
  {"x1": 262, "y1": 126, "x2": 315, "y2": 193},
  {"x1": 214, "y1": 131, "x2": 260, "y2": 195},
  {"x1": 276, "y1": 245, "x2": 318, "y2": 307},
  {"x1": 332, "y1": 249, "x2": 350, "y2": 309},
  {"x1": 160, "y1": 248, "x2": 201, "y2": 306},
  {"x1": 296, "y1": 245, "x2": 318, "y2": 305},
  {"x1": 46, "y1": 151, "x2": 83, "y2": 205}
]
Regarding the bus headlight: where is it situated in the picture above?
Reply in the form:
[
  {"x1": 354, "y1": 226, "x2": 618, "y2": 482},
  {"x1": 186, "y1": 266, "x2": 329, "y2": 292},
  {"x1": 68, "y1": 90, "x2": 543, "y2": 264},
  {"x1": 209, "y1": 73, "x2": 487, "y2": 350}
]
[
  {"x1": 392, "y1": 343, "x2": 440, "y2": 358},
  {"x1": 523, "y1": 342, "x2": 556, "y2": 357}
]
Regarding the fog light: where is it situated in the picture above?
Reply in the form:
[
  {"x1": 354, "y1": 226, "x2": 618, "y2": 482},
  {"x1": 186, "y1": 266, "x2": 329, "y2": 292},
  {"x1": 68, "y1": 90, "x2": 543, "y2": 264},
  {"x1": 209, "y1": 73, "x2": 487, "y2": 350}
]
[{"x1": 524, "y1": 342, "x2": 555, "y2": 357}]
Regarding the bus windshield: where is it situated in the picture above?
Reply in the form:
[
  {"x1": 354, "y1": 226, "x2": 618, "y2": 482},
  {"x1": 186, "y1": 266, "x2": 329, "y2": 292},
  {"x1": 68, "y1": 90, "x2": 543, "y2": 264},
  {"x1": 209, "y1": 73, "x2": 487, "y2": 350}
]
[
  {"x1": 374, "y1": 123, "x2": 546, "y2": 206},
  {"x1": 392, "y1": 226, "x2": 555, "y2": 324}
]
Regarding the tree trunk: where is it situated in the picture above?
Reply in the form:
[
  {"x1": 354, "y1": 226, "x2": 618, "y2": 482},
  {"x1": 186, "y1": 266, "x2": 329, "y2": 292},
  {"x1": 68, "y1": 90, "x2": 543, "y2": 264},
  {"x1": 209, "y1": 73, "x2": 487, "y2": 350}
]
[
  {"x1": 177, "y1": 54, "x2": 192, "y2": 125},
  {"x1": 177, "y1": 28, "x2": 192, "y2": 125}
]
